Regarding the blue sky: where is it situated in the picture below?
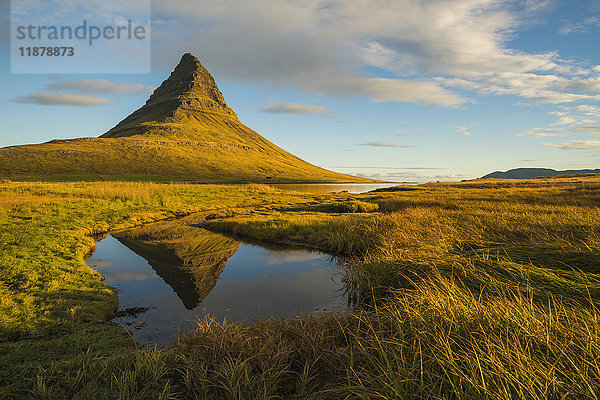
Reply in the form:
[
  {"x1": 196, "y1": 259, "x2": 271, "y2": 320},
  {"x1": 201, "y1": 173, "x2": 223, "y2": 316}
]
[{"x1": 2, "y1": 0, "x2": 600, "y2": 182}]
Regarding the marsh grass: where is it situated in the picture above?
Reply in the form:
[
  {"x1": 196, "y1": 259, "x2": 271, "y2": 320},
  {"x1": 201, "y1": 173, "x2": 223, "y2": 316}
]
[
  {"x1": 193, "y1": 176, "x2": 600, "y2": 398},
  {"x1": 30, "y1": 347, "x2": 177, "y2": 400},
  {"x1": 0, "y1": 181, "x2": 313, "y2": 396},
  {"x1": 343, "y1": 276, "x2": 600, "y2": 399},
  {"x1": 174, "y1": 315, "x2": 351, "y2": 400},
  {"x1": 3, "y1": 176, "x2": 600, "y2": 398},
  {"x1": 28, "y1": 279, "x2": 600, "y2": 399}
]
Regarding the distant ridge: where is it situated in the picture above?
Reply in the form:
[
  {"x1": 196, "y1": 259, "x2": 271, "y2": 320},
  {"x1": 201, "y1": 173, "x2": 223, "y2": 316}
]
[
  {"x1": 0, "y1": 53, "x2": 372, "y2": 183},
  {"x1": 482, "y1": 168, "x2": 600, "y2": 180}
]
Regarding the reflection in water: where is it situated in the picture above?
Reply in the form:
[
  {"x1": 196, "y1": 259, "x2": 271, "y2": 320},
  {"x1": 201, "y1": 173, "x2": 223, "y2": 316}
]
[
  {"x1": 114, "y1": 233, "x2": 241, "y2": 310},
  {"x1": 250, "y1": 251, "x2": 324, "y2": 265},
  {"x1": 87, "y1": 225, "x2": 346, "y2": 345},
  {"x1": 268, "y1": 183, "x2": 409, "y2": 194}
]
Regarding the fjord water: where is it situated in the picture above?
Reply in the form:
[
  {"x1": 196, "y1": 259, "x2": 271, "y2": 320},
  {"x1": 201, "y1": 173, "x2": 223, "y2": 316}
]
[{"x1": 86, "y1": 232, "x2": 346, "y2": 345}]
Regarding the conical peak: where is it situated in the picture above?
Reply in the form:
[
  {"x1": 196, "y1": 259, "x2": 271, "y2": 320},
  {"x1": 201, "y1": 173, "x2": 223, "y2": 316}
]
[
  {"x1": 146, "y1": 53, "x2": 227, "y2": 105},
  {"x1": 101, "y1": 52, "x2": 238, "y2": 138}
]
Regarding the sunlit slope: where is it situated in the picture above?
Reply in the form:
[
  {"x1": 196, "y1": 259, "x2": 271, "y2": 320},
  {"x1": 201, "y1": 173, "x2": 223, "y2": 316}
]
[
  {"x1": 0, "y1": 54, "x2": 372, "y2": 183},
  {"x1": 0, "y1": 136, "x2": 367, "y2": 182}
]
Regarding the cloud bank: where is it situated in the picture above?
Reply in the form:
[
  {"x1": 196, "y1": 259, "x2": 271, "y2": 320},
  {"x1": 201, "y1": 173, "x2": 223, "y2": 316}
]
[
  {"x1": 151, "y1": 0, "x2": 600, "y2": 106},
  {"x1": 45, "y1": 80, "x2": 155, "y2": 95},
  {"x1": 253, "y1": 101, "x2": 341, "y2": 118},
  {"x1": 544, "y1": 140, "x2": 600, "y2": 150},
  {"x1": 14, "y1": 93, "x2": 116, "y2": 106},
  {"x1": 14, "y1": 79, "x2": 154, "y2": 107}
]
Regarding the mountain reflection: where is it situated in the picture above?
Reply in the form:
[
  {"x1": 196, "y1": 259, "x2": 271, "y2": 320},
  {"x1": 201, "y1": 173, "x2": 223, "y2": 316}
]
[{"x1": 112, "y1": 219, "x2": 241, "y2": 310}]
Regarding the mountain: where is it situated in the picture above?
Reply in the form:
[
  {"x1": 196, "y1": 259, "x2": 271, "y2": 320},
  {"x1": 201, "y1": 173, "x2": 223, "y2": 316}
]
[
  {"x1": 102, "y1": 53, "x2": 257, "y2": 142},
  {"x1": 0, "y1": 53, "x2": 372, "y2": 183},
  {"x1": 482, "y1": 168, "x2": 600, "y2": 179}
]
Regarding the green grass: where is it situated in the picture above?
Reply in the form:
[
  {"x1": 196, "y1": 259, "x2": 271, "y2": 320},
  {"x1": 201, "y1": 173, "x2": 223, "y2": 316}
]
[{"x1": 2, "y1": 176, "x2": 600, "y2": 398}]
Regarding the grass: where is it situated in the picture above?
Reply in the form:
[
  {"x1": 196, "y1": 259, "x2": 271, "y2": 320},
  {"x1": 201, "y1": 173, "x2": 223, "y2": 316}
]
[
  {"x1": 0, "y1": 182, "x2": 316, "y2": 397},
  {"x1": 2, "y1": 175, "x2": 600, "y2": 398},
  {"x1": 0, "y1": 135, "x2": 377, "y2": 183}
]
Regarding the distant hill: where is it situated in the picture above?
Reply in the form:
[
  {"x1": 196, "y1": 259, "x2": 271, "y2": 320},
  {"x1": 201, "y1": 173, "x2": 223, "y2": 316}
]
[
  {"x1": 482, "y1": 168, "x2": 600, "y2": 180},
  {"x1": 0, "y1": 53, "x2": 372, "y2": 183}
]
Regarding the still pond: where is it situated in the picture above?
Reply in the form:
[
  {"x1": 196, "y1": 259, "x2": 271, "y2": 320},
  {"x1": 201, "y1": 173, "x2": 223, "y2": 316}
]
[{"x1": 87, "y1": 230, "x2": 346, "y2": 345}]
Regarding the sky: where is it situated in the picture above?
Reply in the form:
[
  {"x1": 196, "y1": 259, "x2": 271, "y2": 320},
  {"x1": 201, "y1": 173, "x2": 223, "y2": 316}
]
[{"x1": 1, "y1": 0, "x2": 600, "y2": 182}]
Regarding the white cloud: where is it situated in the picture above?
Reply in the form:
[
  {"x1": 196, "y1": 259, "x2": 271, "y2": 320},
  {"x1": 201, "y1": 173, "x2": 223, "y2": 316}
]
[
  {"x1": 45, "y1": 80, "x2": 155, "y2": 95},
  {"x1": 361, "y1": 141, "x2": 416, "y2": 148},
  {"x1": 151, "y1": 0, "x2": 597, "y2": 107},
  {"x1": 575, "y1": 125, "x2": 600, "y2": 134},
  {"x1": 518, "y1": 104, "x2": 600, "y2": 141},
  {"x1": 449, "y1": 73, "x2": 600, "y2": 104},
  {"x1": 9, "y1": 0, "x2": 596, "y2": 109},
  {"x1": 12, "y1": 79, "x2": 152, "y2": 108},
  {"x1": 253, "y1": 101, "x2": 341, "y2": 118},
  {"x1": 574, "y1": 104, "x2": 600, "y2": 116},
  {"x1": 453, "y1": 125, "x2": 471, "y2": 136},
  {"x1": 338, "y1": 78, "x2": 466, "y2": 105},
  {"x1": 514, "y1": 132, "x2": 558, "y2": 137},
  {"x1": 514, "y1": 131, "x2": 559, "y2": 137},
  {"x1": 13, "y1": 93, "x2": 116, "y2": 106},
  {"x1": 550, "y1": 116, "x2": 576, "y2": 125},
  {"x1": 544, "y1": 140, "x2": 600, "y2": 150},
  {"x1": 559, "y1": 16, "x2": 600, "y2": 35}
]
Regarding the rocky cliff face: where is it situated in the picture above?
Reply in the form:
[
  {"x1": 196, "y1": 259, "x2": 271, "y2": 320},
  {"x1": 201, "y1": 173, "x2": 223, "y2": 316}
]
[{"x1": 145, "y1": 53, "x2": 237, "y2": 117}]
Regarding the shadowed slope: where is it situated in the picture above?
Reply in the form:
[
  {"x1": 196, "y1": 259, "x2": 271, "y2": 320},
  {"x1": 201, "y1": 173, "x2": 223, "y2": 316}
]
[{"x1": 0, "y1": 54, "x2": 373, "y2": 183}]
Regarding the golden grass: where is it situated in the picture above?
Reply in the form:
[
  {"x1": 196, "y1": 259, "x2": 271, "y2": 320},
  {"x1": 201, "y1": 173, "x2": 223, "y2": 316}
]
[
  {"x1": 0, "y1": 134, "x2": 373, "y2": 183},
  {"x1": 2, "y1": 175, "x2": 600, "y2": 398}
]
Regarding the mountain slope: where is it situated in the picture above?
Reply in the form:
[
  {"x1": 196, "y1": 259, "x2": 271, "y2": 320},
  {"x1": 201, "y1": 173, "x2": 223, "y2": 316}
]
[
  {"x1": 0, "y1": 54, "x2": 372, "y2": 183},
  {"x1": 482, "y1": 168, "x2": 600, "y2": 180}
]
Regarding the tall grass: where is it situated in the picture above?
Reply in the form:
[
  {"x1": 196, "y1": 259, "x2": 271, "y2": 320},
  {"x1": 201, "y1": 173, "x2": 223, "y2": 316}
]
[
  {"x1": 344, "y1": 275, "x2": 600, "y2": 399},
  {"x1": 29, "y1": 277, "x2": 600, "y2": 399},
  {"x1": 3, "y1": 176, "x2": 600, "y2": 398},
  {"x1": 189, "y1": 176, "x2": 600, "y2": 398}
]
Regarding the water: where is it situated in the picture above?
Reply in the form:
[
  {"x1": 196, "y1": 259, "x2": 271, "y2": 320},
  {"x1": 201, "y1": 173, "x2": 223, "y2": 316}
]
[
  {"x1": 268, "y1": 183, "x2": 409, "y2": 193},
  {"x1": 86, "y1": 232, "x2": 346, "y2": 345}
]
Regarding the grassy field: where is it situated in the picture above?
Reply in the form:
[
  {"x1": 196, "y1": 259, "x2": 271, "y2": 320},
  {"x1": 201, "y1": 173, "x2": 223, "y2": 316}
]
[{"x1": 1, "y1": 176, "x2": 600, "y2": 398}]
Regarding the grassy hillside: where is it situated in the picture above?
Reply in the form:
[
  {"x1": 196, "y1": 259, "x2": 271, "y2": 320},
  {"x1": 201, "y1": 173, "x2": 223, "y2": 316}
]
[
  {"x1": 0, "y1": 135, "x2": 369, "y2": 182},
  {"x1": 2, "y1": 175, "x2": 600, "y2": 398}
]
